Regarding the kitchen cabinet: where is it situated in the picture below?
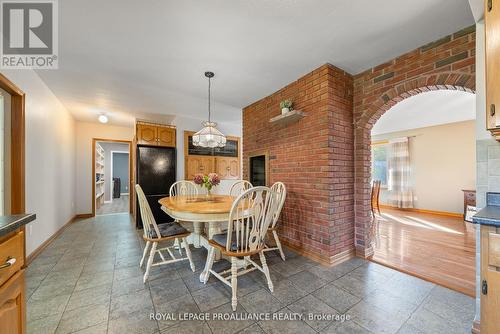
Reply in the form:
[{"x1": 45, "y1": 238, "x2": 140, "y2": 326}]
[
  {"x1": 486, "y1": 0, "x2": 500, "y2": 139},
  {"x1": 215, "y1": 157, "x2": 239, "y2": 180},
  {"x1": 136, "y1": 122, "x2": 176, "y2": 147},
  {"x1": 185, "y1": 156, "x2": 215, "y2": 179},
  {"x1": 0, "y1": 214, "x2": 36, "y2": 334},
  {"x1": 183, "y1": 131, "x2": 240, "y2": 180}
]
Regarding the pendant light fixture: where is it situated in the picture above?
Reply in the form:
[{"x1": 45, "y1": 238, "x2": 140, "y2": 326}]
[{"x1": 192, "y1": 71, "x2": 226, "y2": 148}]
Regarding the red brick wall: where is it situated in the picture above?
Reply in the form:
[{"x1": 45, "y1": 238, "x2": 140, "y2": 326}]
[
  {"x1": 243, "y1": 64, "x2": 354, "y2": 263},
  {"x1": 353, "y1": 25, "x2": 476, "y2": 256}
]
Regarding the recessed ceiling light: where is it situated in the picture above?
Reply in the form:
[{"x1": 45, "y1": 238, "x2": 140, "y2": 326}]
[{"x1": 98, "y1": 114, "x2": 108, "y2": 123}]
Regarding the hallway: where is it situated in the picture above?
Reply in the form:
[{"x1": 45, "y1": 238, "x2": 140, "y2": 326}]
[{"x1": 96, "y1": 195, "x2": 129, "y2": 215}]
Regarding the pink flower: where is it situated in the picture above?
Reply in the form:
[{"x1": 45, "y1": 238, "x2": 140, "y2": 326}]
[
  {"x1": 208, "y1": 173, "x2": 220, "y2": 186},
  {"x1": 193, "y1": 174, "x2": 204, "y2": 185}
]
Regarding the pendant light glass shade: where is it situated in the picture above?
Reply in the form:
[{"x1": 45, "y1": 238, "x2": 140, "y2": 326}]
[
  {"x1": 192, "y1": 121, "x2": 227, "y2": 148},
  {"x1": 193, "y1": 71, "x2": 226, "y2": 148}
]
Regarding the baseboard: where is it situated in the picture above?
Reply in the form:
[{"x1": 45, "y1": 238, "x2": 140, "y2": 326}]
[
  {"x1": 120, "y1": 193, "x2": 129, "y2": 196},
  {"x1": 26, "y1": 214, "x2": 77, "y2": 265},
  {"x1": 355, "y1": 245, "x2": 374, "y2": 259},
  {"x1": 75, "y1": 213, "x2": 93, "y2": 219},
  {"x1": 104, "y1": 200, "x2": 112, "y2": 204},
  {"x1": 379, "y1": 204, "x2": 463, "y2": 218},
  {"x1": 281, "y1": 240, "x2": 355, "y2": 267},
  {"x1": 472, "y1": 320, "x2": 480, "y2": 334}
]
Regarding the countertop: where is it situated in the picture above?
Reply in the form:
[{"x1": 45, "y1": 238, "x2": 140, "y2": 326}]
[
  {"x1": 0, "y1": 214, "x2": 36, "y2": 237},
  {"x1": 473, "y1": 206, "x2": 500, "y2": 227}
]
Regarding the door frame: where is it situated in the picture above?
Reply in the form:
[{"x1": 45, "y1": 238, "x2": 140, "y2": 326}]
[
  {"x1": 0, "y1": 73, "x2": 25, "y2": 214},
  {"x1": 110, "y1": 150, "x2": 130, "y2": 202},
  {"x1": 92, "y1": 138, "x2": 133, "y2": 216}
]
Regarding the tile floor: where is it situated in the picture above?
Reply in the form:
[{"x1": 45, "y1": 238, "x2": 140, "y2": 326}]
[
  {"x1": 26, "y1": 213, "x2": 475, "y2": 334},
  {"x1": 96, "y1": 195, "x2": 129, "y2": 216}
]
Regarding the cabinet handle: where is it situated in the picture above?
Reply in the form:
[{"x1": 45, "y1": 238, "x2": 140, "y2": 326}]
[
  {"x1": 0, "y1": 257, "x2": 16, "y2": 269},
  {"x1": 482, "y1": 279, "x2": 488, "y2": 295},
  {"x1": 488, "y1": 0, "x2": 493, "y2": 12},
  {"x1": 226, "y1": 167, "x2": 230, "y2": 171},
  {"x1": 491, "y1": 104, "x2": 496, "y2": 117}
]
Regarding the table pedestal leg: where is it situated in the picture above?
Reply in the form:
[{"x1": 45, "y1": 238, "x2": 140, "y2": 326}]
[{"x1": 192, "y1": 222, "x2": 202, "y2": 248}]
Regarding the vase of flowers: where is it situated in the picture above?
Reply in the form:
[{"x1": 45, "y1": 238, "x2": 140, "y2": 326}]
[{"x1": 193, "y1": 173, "x2": 221, "y2": 198}]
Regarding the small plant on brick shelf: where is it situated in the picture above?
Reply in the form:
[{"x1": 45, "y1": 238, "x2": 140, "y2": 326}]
[
  {"x1": 193, "y1": 173, "x2": 220, "y2": 196},
  {"x1": 280, "y1": 99, "x2": 293, "y2": 114}
]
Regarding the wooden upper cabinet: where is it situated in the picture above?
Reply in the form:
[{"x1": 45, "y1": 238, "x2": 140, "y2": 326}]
[
  {"x1": 157, "y1": 127, "x2": 176, "y2": 147},
  {"x1": 136, "y1": 123, "x2": 176, "y2": 147},
  {"x1": 486, "y1": 0, "x2": 500, "y2": 139},
  {"x1": 137, "y1": 124, "x2": 157, "y2": 145},
  {"x1": 216, "y1": 157, "x2": 239, "y2": 180},
  {"x1": 185, "y1": 156, "x2": 215, "y2": 179}
]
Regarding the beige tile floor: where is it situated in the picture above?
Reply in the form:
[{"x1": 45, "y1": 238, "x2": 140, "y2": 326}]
[
  {"x1": 96, "y1": 195, "x2": 129, "y2": 216},
  {"x1": 26, "y1": 213, "x2": 475, "y2": 334}
]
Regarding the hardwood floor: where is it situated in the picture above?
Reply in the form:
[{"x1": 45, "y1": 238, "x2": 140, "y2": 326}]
[{"x1": 370, "y1": 208, "x2": 476, "y2": 297}]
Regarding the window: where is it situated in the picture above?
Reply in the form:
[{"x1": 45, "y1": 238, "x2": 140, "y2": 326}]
[{"x1": 371, "y1": 144, "x2": 388, "y2": 186}]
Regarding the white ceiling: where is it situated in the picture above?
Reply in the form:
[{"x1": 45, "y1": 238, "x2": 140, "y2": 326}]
[
  {"x1": 371, "y1": 90, "x2": 476, "y2": 136},
  {"x1": 36, "y1": 0, "x2": 475, "y2": 127}
]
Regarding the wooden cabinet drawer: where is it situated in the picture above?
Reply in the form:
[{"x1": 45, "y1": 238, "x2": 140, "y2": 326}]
[{"x1": 0, "y1": 232, "x2": 24, "y2": 287}]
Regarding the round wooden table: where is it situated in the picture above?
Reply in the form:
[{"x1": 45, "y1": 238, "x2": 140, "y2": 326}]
[{"x1": 158, "y1": 195, "x2": 235, "y2": 251}]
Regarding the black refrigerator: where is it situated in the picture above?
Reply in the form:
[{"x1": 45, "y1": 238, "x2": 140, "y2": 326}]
[{"x1": 136, "y1": 145, "x2": 176, "y2": 229}]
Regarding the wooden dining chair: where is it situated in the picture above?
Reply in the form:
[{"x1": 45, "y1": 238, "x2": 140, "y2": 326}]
[
  {"x1": 200, "y1": 186, "x2": 279, "y2": 311},
  {"x1": 229, "y1": 180, "x2": 253, "y2": 197},
  {"x1": 169, "y1": 180, "x2": 199, "y2": 197},
  {"x1": 263, "y1": 182, "x2": 287, "y2": 261},
  {"x1": 371, "y1": 180, "x2": 381, "y2": 216},
  {"x1": 136, "y1": 184, "x2": 195, "y2": 283}
]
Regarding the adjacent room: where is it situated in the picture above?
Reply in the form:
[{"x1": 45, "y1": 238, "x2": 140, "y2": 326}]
[
  {"x1": 369, "y1": 90, "x2": 476, "y2": 296},
  {"x1": 1, "y1": 1, "x2": 498, "y2": 334}
]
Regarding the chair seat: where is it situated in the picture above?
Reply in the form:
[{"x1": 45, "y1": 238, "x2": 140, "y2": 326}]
[
  {"x1": 212, "y1": 232, "x2": 239, "y2": 251},
  {"x1": 148, "y1": 222, "x2": 188, "y2": 239}
]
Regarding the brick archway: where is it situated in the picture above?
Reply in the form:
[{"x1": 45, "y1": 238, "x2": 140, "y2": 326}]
[{"x1": 354, "y1": 73, "x2": 475, "y2": 257}]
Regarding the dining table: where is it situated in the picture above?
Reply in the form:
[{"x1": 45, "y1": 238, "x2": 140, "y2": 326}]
[{"x1": 158, "y1": 194, "x2": 235, "y2": 260}]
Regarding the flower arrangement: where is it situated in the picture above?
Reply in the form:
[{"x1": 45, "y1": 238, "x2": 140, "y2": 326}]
[{"x1": 193, "y1": 173, "x2": 221, "y2": 195}]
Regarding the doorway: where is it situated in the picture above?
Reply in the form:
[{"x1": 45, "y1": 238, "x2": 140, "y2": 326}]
[
  {"x1": 369, "y1": 89, "x2": 476, "y2": 296},
  {"x1": 92, "y1": 139, "x2": 133, "y2": 216}
]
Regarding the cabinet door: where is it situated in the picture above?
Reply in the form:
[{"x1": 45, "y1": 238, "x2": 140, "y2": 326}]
[
  {"x1": 185, "y1": 156, "x2": 214, "y2": 179},
  {"x1": 0, "y1": 271, "x2": 25, "y2": 334},
  {"x1": 486, "y1": 0, "x2": 500, "y2": 130},
  {"x1": 157, "y1": 127, "x2": 176, "y2": 147},
  {"x1": 216, "y1": 157, "x2": 240, "y2": 180},
  {"x1": 137, "y1": 124, "x2": 157, "y2": 145}
]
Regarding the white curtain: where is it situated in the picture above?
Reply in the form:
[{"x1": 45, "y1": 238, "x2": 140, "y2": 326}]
[{"x1": 387, "y1": 137, "x2": 413, "y2": 208}]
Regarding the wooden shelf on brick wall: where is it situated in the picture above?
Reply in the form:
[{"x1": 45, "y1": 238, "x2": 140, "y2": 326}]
[{"x1": 269, "y1": 110, "x2": 305, "y2": 125}]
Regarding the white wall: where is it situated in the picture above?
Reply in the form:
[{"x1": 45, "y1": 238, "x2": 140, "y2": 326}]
[
  {"x1": 99, "y1": 142, "x2": 129, "y2": 202},
  {"x1": 1, "y1": 70, "x2": 76, "y2": 255},
  {"x1": 75, "y1": 122, "x2": 134, "y2": 214},
  {"x1": 172, "y1": 115, "x2": 242, "y2": 195},
  {"x1": 373, "y1": 120, "x2": 476, "y2": 214}
]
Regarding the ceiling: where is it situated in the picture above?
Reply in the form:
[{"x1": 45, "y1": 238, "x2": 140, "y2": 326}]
[
  {"x1": 36, "y1": 0, "x2": 475, "y2": 127},
  {"x1": 371, "y1": 90, "x2": 476, "y2": 136}
]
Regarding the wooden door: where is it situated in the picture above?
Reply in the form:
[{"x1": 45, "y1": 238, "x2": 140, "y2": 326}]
[
  {"x1": 216, "y1": 157, "x2": 239, "y2": 180},
  {"x1": 0, "y1": 271, "x2": 25, "y2": 334},
  {"x1": 137, "y1": 124, "x2": 157, "y2": 145},
  {"x1": 157, "y1": 127, "x2": 176, "y2": 147},
  {"x1": 185, "y1": 156, "x2": 214, "y2": 179},
  {"x1": 486, "y1": 0, "x2": 500, "y2": 131}
]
